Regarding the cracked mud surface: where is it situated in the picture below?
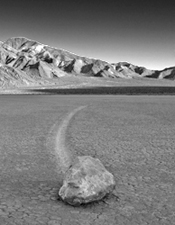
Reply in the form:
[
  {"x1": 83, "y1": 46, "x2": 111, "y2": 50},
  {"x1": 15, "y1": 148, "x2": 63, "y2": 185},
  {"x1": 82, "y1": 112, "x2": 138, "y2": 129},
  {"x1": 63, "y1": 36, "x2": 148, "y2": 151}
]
[{"x1": 0, "y1": 95, "x2": 175, "y2": 224}]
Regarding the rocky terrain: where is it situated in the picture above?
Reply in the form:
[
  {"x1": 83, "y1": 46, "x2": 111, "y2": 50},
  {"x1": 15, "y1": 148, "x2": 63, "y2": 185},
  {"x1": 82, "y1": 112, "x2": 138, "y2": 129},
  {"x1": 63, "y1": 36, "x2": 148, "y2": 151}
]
[{"x1": 0, "y1": 37, "x2": 175, "y2": 88}]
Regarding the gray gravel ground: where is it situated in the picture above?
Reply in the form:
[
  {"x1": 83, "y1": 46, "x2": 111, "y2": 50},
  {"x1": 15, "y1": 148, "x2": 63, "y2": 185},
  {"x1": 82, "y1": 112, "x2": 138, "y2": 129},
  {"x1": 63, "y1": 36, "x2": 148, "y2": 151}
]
[{"x1": 0, "y1": 95, "x2": 175, "y2": 225}]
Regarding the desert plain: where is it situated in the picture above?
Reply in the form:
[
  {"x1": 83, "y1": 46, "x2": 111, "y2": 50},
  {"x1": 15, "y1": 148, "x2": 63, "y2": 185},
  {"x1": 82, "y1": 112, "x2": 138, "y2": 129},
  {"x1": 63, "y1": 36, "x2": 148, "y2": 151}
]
[{"x1": 0, "y1": 94, "x2": 175, "y2": 225}]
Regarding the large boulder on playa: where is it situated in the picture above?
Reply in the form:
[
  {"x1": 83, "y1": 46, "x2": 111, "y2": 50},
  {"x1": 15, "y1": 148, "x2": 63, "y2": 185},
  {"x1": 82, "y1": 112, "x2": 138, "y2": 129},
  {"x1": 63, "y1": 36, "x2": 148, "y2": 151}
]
[{"x1": 58, "y1": 156, "x2": 115, "y2": 206}]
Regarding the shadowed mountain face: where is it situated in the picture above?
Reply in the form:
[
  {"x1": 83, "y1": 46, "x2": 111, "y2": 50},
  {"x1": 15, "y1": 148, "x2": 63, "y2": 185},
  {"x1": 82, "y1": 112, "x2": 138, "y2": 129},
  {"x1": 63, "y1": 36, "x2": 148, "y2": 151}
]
[{"x1": 0, "y1": 37, "x2": 175, "y2": 88}]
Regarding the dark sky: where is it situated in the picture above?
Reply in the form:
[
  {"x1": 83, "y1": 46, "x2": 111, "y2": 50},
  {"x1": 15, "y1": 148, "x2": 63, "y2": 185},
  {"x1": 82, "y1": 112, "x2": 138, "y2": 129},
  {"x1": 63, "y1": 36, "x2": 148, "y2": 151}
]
[{"x1": 0, "y1": 0, "x2": 175, "y2": 69}]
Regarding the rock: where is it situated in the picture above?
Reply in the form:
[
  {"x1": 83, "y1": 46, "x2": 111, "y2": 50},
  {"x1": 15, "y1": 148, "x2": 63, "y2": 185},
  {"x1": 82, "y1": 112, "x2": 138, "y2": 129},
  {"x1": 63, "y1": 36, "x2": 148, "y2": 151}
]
[{"x1": 58, "y1": 156, "x2": 115, "y2": 206}]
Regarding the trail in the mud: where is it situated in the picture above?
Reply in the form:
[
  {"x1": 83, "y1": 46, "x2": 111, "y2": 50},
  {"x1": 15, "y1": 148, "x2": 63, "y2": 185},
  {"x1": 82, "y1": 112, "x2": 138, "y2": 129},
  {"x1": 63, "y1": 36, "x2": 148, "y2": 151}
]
[{"x1": 47, "y1": 106, "x2": 87, "y2": 175}]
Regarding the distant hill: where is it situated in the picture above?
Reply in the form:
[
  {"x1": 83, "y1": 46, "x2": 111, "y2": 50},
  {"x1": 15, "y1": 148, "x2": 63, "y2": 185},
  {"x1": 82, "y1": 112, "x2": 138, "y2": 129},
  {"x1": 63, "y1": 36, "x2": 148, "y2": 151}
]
[{"x1": 0, "y1": 37, "x2": 175, "y2": 88}]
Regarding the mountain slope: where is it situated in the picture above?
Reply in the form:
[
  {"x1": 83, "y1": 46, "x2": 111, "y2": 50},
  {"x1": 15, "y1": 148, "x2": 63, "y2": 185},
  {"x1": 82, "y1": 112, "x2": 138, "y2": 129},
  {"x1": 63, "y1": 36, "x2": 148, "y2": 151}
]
[{"x1": 0, "y1": 37, "x2": 175, "y2": 88}]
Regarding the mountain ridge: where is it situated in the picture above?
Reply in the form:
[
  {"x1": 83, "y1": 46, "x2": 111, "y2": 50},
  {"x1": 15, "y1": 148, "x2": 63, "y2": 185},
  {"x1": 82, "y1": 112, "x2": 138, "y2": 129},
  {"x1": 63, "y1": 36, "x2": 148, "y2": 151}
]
[{"x1": 0, "y1": 37, "x2": 175, "y2": 88}]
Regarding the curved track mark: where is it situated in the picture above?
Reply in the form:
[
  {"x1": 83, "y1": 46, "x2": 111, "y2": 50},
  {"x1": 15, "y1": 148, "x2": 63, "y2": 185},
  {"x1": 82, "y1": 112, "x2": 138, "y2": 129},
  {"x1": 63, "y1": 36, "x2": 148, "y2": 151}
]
[{"x1": 47, "y1": 106, "x2": 87, "y2": 175}]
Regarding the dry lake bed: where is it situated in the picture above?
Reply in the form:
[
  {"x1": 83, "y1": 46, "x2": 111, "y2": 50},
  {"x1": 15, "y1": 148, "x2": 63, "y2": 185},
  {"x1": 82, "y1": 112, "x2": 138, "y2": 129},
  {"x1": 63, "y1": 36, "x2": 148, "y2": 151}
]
[{"x1": 0, "y1": 95, "x2": 175, "y2": 225}]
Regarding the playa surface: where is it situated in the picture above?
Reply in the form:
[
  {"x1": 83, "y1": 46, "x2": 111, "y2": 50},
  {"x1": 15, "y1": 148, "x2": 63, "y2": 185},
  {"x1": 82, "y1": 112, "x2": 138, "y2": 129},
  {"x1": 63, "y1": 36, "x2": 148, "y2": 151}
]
[{"x1": 0, "y1": 95, "x2": 175, "y2": 224}]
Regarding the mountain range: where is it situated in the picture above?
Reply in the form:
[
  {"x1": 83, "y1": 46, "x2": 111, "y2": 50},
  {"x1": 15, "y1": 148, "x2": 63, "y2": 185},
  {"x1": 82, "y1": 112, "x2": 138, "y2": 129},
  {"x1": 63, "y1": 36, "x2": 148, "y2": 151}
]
[{"x1": 0, "y1": 37, "x2": 175, "y2": 88}]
